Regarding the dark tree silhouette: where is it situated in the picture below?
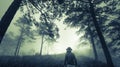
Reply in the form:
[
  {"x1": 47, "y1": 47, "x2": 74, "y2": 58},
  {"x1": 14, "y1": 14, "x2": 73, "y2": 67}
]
[
  {"x1": 103, "y1": 18, "x2": 120, "y2": 56},
  {"x1": 98, "y1": 0, "x2": 120, "y2": 57},
  {"x1": 0, "y1": 0, "x2": 22, "y2": 44},
  {"x1": 88, "y1": 1, "x2": 114, "y2": 67},
  {"x1": 88, "y1": 23, "x2": 98, "y2": 60},
  {"x1": 57, "y1": 0, "x2": 114, "y2": 67}
]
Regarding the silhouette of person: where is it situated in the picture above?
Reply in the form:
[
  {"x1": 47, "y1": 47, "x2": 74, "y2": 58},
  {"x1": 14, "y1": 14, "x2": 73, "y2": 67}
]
[{"x1": 64, "y1": 47, "x2": 77, "y2": 67}]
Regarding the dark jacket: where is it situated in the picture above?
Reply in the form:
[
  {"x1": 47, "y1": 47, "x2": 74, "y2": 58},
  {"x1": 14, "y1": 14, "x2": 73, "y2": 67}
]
[{"x1": 64, "y1": 52, "x2": 77, "y2": 65}]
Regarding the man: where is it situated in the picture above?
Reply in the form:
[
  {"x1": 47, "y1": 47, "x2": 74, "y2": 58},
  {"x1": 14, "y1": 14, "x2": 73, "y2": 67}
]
[{"x1": 64, "y1": 47, "x2": 77, "y2": 67}]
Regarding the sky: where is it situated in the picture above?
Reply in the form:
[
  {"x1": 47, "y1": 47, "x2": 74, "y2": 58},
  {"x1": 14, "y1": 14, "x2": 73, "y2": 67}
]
[
  {"x1": 0, "y1": 0, "x2": 92, "y2": 55},
  {"x1": 0, "y1": 0, "x2": 13, "y2": 18}
]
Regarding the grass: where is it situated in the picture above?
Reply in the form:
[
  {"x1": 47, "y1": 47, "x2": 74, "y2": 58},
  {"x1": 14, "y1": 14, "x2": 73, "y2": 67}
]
[{"x1": 0, "y1": 54, "x2": 107, "y2": 67}]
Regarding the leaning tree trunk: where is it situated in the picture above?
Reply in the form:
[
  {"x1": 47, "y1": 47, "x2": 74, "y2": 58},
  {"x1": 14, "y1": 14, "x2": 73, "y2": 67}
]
[
  {"x1": 0, "y1": 0, "x2": 22, "y2": 44},
  {"x1": 88, "y1": 23, "x2": 98, "y2": 60},
  {"x1": 88, "y1": 0, "x2": 114, "y2": 67},
  {"x1": 14, "y1": 30, "x2": 23, "y2": 56},
  {"x1": 40, "y1": 35, "x2": 44, "y2": 56}
]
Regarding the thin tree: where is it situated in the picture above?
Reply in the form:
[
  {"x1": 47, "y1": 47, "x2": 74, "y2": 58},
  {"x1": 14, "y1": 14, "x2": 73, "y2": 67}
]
[
  {"x1": 27, "y1": 0, "x2": 60, "y2": 55},
  {"x1": 14, "y1": 13, "x2": 32, "y2": 56},
  {"x1": 88, "y1": 22, "x2": 98, "y2": 60}
]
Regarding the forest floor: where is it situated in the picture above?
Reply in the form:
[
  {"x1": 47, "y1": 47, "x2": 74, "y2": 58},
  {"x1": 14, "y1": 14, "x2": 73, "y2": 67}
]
[{"x1": 0, "y1": 54, "x2": 107, "y2": 67}]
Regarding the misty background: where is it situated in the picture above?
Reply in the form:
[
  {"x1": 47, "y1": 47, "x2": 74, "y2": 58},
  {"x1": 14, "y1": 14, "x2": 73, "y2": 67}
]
[
  {"x1": 0, "y1": 0, "x2": 92, "y2": 56},
  {"x1": 0, "y1": 0, "x2": 120, "y2": 67}
]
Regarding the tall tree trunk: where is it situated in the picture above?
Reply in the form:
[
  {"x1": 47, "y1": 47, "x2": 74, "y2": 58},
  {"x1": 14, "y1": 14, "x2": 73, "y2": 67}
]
[
  {"x1": 88, "y1": 0, "x2": 114, "y2": 67},
  {"x1": 40, "y1": 35, "x2": 44, "y2": 56},
  {"x1": 88, "y1": 23, "x2": 98, "y2": 60},
  {"x1": 16, "y1": 41, "x2": 22, "y2": 56},
  {"x1": 0, "y1": 0, "x2": 22, "y2": 44},
  {"x1": 14, "y1": 30, "x2": 23, "y2": 56}
]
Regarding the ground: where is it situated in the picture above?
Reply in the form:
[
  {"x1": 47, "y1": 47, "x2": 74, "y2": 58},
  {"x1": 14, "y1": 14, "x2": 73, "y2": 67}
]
[{"x1": 0, "y1": 54, "x2": 107, "y2": 67}]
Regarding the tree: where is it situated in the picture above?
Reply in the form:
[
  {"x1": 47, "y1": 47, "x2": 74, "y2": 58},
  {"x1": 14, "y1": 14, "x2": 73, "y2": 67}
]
[
  {"x1": 37, "y1": 22, "x2": 59, "y2": 55},
  {"x1": 14, "y1": 13, "x2": 33, "y2": 56},
  {"x1": 88, "y1": 1, "x2": 114, "y2": 67},
  {"x1": 57, "y1": 0, "x2": 115, "y2": 66},
  {"x1": 103, "y1": 17, "x2": 120, "y2": 57},
  {"x1": 98, "y1": 0, "x2": 120, "y2": 57},
  {"x1": 25, "y1": 0, "x2": 60, "y2": 55},
  {"x1": 0, "y1": 0, "x2": 22, "y2": 44},
  {"x1": 88, "y1": 23, "x2": 98, "y2": 60}
]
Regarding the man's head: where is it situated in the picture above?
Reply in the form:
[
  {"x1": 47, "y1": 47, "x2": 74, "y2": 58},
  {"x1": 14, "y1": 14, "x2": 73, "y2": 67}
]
[{"x1": 66, "y1": 47, "x2": 72, "y2": 53}]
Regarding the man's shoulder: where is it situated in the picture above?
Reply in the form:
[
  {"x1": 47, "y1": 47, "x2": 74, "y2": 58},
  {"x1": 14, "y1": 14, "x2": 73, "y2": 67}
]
[
  {"x1": 71, "y1": 53, "x2": 75, "y2": 55},
  {"x1": 65, "y1": 52, "x2": 75, "y2": 55}
]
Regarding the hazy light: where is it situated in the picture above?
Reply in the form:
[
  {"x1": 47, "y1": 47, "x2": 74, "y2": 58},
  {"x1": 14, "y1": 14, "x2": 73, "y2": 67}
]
[
  {"x1": 44, "y1": 16, "x2": 80, "y2": 54},
  {"x1": 33, "y1": 16, "x2": 81, "y2": 55},
  {"x1": 0, "y1": 2, "x2": 91, "y2": 56}
]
